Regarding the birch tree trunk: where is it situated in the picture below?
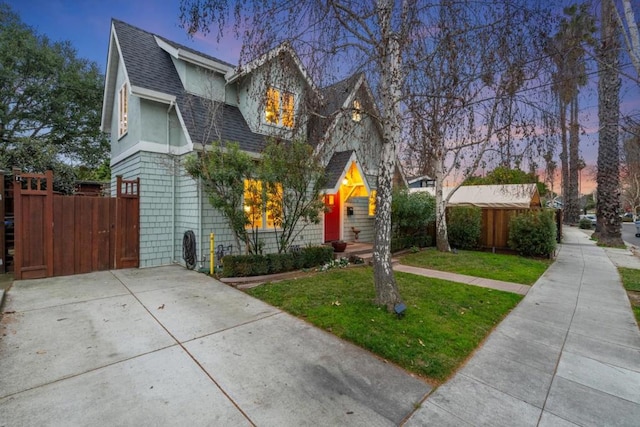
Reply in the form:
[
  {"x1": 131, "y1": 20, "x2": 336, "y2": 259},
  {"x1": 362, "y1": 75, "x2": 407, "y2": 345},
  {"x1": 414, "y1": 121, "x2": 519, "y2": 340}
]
[
  {"x1": 373, "y1": 0, "x2": 402, "y2": 311},
  {"x1": 434, "y1": 154, "x2": 450, "y2": 252}
]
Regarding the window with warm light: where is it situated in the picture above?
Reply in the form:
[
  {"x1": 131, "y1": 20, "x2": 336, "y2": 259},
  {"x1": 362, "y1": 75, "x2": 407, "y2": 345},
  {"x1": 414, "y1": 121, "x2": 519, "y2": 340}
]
[
  {"x1": 244, "y1": 179, "x2": 283, "y2": 229},
  {"x1": 244, "y1": 179, "x2": 263, "y2": 228},
  {"x1": 265, "y1": 87, "x2": 294, "y2": 128},
  {"x1": 368, "y1": 190, "x2": 377, "y2": 216},
  {"x1": 352, "y1": 99, "x2": 362, "y2": 122},
  {"x1": 118, "y1": 83, "x2": 129, "y2": 138}
]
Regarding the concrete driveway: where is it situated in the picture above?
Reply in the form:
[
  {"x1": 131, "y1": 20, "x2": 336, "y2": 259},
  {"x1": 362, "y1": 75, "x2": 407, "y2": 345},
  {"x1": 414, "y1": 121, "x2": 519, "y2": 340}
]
[{"x1": 0, "y1": 266, "x2": 430, "y2": 426}]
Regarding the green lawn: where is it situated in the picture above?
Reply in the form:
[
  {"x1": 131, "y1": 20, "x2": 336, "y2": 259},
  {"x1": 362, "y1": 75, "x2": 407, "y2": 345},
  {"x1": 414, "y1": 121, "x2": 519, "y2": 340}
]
[
  {"x1": 399, "y1": 248, "x2": 552, "y2": 285},
  {"x1": 619, "y1": 267, "x2": 640, "y2": 292},
  {"x1": 246, "y1": 267, "x2": 522, "y2": 383},
  {"x1": 618, "y1": 267, "x2": 640, "y2": 324}
]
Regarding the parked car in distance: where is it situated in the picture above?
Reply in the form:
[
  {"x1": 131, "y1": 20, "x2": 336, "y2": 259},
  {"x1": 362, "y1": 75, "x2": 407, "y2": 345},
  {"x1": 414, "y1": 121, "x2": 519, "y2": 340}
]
[{"x1": 579, "y1": 214, "x2": 597, "y2": 227}]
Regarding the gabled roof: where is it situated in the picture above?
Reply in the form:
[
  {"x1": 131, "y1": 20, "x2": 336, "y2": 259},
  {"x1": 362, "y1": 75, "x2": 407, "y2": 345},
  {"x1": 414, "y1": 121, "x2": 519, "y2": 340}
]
[
  {"x1": 180, "y1": 94, "x2": 265, "y2": 151},
  {"x1": 102, "y1": 19, "x2": 268, "y2": 153},
  {"x1": 323, "y1": 150, "x2": 371, "y2": 194},
  {"x1": 319, "y1": 73, "x2": 364, "y2": 117},
  {"x1": 225, "y1": 42, "x2": 318, "y2": 93}
]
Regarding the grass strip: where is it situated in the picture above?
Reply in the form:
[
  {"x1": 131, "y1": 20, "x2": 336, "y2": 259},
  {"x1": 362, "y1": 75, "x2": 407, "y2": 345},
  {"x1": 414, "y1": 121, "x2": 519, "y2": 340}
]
[{"x1": 399, "y1": 248, "x2": 551, "y2": 285}]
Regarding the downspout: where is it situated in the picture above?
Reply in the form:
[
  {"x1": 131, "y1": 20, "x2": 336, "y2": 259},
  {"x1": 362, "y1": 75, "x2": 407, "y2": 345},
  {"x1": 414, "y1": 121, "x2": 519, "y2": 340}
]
[{"x1": 167, "y1": 100, "x2": 176, "y2": 263}]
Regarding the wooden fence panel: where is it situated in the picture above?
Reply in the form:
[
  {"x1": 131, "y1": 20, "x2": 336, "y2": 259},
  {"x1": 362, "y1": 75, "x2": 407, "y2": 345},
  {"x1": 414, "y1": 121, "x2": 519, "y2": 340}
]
[
  {"x1": 14, "y1": 171, "x2": 54, "y2": 280},
  {"x1": 13, "y1": 171, "x2": 139, "y2": 279},
  {"x1": 115, "y1": 176, "x2": 140, "y2": 269},
  {"x1": 53, "y1": 196, "x2": 76, "y2": 277}
]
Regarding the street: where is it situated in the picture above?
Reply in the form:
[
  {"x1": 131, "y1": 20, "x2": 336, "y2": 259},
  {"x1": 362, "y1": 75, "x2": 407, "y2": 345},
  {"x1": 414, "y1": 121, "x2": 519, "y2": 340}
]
[{"x1": 621, "y1": 222, "x2": 640, "y2": 245}]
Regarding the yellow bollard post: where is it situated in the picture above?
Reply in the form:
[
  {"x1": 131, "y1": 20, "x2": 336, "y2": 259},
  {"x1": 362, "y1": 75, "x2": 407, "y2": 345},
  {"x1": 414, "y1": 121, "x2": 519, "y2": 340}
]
[{"x1": 209, "y1": 233, "x2": 215, "y2": 275}]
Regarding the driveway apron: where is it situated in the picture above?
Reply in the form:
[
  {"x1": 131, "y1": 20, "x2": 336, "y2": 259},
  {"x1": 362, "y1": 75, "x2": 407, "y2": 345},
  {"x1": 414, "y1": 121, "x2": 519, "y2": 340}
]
[{"x1": 1, "y1": 266, "x2": 430, "y2": 426}]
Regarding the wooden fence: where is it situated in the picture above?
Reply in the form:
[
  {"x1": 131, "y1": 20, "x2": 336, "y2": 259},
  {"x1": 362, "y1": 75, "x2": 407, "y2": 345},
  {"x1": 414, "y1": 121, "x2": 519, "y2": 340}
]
[{"x1": 13, "y1": 173, "x2": 139, "y2": 280}]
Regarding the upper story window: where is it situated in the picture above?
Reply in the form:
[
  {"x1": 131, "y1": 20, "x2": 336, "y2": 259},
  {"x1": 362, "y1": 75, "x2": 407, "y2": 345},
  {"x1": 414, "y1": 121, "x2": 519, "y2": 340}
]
[
  {"x1": 265, "y1": 87, "x2": 294, "y2": 128},
  {"x1": 118, "y1": 83, "x2": 129, "y2": 138},
  {"x1": 352, "y1": 99, "x2": 362, "y2": 122}
]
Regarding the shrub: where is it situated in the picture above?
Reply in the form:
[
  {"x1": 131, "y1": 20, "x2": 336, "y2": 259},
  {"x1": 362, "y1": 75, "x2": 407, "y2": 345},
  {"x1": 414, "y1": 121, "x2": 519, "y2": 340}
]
[
  {"x1": 508, "y1": 209, "x2": 557, "y2": 257},
  {"x1": 299, "y1": 246, "x2": 334, "y2": 268},
  {"x1": 392, "y1": 189, "x2": 436, "y2": 235},
  {"x1": 447, "y1": 206, "x2": 482, "y2": 250},
  {"x1": 391, "y1": 234, "x2": 432, "y2": 253},
  {"x1": 579, "y1": 218, "x2": 593, "y2": 229},
  {"x1": 221, "y1": 245, "x2": 334, "y2": 277}
]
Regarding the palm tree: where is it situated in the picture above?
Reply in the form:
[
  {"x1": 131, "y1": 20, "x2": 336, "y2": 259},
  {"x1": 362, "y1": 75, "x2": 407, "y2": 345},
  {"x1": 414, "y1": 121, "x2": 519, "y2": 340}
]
[
  {"x1": 595, "y1": 0, "x2": 623, "y2": 245},
  {"x1": 549, "y1": 3, "x2": 595, "y2": 224}
]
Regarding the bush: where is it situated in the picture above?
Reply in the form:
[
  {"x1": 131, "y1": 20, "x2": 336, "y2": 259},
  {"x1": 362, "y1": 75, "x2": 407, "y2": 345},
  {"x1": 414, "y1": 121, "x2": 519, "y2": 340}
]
[
  {"x1": 392, "y1": 189, "x2": 436, "y2": 234},
  {"x1": 221, "y1": 245, "x2": 334, "y2": 277},
  {"x1": 508, "y1": 209, "x2": 557, "y2": 257},
  {"x1": 447, "y1": 206, "x2": 482, "y2": 249},
  {"x1": 579, "y1": 218, "x2": 593, "y2": 229},
  {"x1": 391, "y1": 234, "x2": 432, "y2": 253}
]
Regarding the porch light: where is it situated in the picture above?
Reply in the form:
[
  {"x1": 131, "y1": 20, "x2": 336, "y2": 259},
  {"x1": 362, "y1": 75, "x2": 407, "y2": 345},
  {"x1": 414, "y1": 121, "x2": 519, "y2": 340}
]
[{"x1": 342, "y1": 178, "x2": 349, "y2": 185}]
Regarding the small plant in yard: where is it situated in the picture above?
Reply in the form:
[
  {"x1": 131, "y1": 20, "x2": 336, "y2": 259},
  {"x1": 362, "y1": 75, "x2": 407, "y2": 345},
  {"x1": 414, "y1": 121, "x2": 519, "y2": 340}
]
[
  {"x1": 318, "y1": 257, "x2": 349, "y2": 271},
  {"x1": 246, "y1": 267, "x2": 522, "y2": 382},
  {"x1": 447, "y1": 206, "x2": 482, "y2": 250}
]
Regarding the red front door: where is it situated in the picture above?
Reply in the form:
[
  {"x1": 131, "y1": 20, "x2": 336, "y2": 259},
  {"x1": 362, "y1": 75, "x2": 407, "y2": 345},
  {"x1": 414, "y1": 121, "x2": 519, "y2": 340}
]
[{"x1": 324, "y1": 192, "x2": 340, "y2": 242}]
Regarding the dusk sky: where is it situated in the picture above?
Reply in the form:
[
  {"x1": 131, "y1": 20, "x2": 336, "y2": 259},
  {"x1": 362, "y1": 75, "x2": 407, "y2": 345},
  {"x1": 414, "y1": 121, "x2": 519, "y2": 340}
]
[{"x1": 6, "y1": 0, "x2": 640, "y2": 194}]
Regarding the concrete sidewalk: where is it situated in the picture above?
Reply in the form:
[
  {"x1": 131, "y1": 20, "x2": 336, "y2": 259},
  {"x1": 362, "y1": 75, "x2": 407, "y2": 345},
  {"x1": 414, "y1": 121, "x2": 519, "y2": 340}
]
[
  {"x1": 406, "y1": 227, "x2": 640, "y2": 426},
  {"x1": 0, "y1": 266, "x2": 430, "y2": 426},
  {"x1": 394, "y1": 264, "x2": 530, "y2": 295}
]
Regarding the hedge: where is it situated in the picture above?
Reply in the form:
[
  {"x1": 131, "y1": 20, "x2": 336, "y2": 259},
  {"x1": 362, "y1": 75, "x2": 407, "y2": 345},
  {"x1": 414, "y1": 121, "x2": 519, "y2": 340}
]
[
  {"x1": 221, "y1": 246, "x2": 335, "y2": 277},
  {"x1": 508, "y1": 209, "x2": 557, "y2": 257},
  {"x1": 447, "y1": 206, "x2": 482, "y2": 250}
]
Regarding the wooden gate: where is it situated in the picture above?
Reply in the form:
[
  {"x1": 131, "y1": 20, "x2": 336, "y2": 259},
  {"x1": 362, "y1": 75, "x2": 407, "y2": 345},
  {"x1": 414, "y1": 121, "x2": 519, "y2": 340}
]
[{"x1": 13, "y1": 173, "x2": 139, "y2": 280}]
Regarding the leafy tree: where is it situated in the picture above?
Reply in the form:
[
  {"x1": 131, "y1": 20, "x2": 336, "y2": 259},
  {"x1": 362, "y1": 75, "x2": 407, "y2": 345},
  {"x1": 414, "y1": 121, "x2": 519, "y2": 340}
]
[
  {"x1": 261, "y1": 139, "x2": 326, "y2": 254},
  {"x1": 403, "y1": 0, "x2": 552, "y2": 253},
  {"x1": 391, "y1": 189, "x2": 435, "y2": 238},
  {"x1": 464, "y1": 166, "x2": 549, "y2": 196},
  {"x1": 179, "y1": 0, "x2": 411, "y2": 311},
  {"x1": 0, "y1": 3, "x2": 108, "y2": 190},
  {"x1": 595, "y1": 0, "x2": 624, "y2": 245},
  {"x1": 184, "y1": 141, "x2": 255, "y2": 253}
]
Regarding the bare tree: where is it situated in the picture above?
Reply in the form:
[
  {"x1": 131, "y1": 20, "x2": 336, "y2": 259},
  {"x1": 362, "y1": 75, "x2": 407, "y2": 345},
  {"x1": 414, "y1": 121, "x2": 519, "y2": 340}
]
[
  {"x1": 613, "y1": 0, "x2": 640, "y2": 80},
  {"x1": 403, "y1": 0, "x2": 552, "y2": 251},
  {"x1": 621, "y1": 126, "x2": 640, "y2": 216},
  {"x1": 179, "y1": 0, "x2": 426, "y2": 310},
  {"x1": 595, "y1": 0, "x2": 624, "y2": 245}
]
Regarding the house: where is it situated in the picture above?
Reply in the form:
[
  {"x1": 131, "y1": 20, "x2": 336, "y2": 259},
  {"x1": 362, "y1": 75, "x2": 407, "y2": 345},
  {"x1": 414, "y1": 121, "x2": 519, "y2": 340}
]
[
  {"x1": 407, "y1": 175, "x2": 435, "y2": 189},
  {"x1": 101, "y1": 20, "x2": 402, "y2": 268},
  {"x1": 411, "y1": 184, "x2": 542, "y2": 250}
]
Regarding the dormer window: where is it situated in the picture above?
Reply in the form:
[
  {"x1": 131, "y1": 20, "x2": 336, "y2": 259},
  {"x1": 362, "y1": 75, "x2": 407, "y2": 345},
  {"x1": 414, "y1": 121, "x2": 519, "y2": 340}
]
[
  {"x1": 352, "y1": 99, "x2": 362, "y2": 122},
  {"x1": 265, "y1": 87, "x2": 294, "y2": 128},
  {"x1": 118, "y1": 83, "x2": 129, "y2": 138}
]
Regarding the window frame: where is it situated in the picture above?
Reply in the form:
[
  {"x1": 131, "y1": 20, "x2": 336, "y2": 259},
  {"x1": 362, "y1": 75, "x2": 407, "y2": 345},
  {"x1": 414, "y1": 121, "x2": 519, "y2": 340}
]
[
  {"x1": 352, "y1": 99, "x2": 362, "y2": 122},
  {"x1": 118, "y1": 82, "x2": 129, "y2": 138},
  {"x1": 264, "y1": 86, "x2": 295, "y2": 129},
  {"x1": 244, "y1": 178, "x2": 284, "y2": 230},
  {"x1": 368, "y1": 190, "x2": 377, "y2": 217}
]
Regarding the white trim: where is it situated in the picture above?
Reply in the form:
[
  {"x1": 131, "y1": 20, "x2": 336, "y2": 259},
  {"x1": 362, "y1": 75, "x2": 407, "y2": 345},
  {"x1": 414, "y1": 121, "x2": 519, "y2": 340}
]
[
  {"x1": 155, "y1": 36, "x2": 233, "y2": 74},
  {"x1": 324, "y1": 151, "x2": 371, "y2": 195},
  {"x1": 110, "y1": 141, "x2": 193, "y2": 166},
  {"x1": 225, "y1": 42, "x2": 318, "y2": 92},
  {"x1": 118, "y1": 82, "x2": 129, "y2": 138},
  {"x1": 131, "y1": 85, "x2": 176, "y2": 104}
]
